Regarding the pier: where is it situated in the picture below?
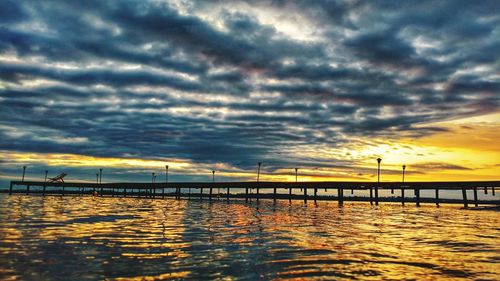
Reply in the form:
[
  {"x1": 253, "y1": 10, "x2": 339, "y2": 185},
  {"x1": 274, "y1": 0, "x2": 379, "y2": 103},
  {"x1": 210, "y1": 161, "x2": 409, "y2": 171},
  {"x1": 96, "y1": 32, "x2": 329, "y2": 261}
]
[{"x1": 5, "y1": 180, "x2": 500, "y2": 207}]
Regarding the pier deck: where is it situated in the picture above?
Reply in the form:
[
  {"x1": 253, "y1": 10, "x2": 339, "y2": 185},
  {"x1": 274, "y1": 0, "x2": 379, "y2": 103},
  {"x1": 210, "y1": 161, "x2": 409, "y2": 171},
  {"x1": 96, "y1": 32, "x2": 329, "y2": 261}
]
[{"x1": 6, "y1": 180, "x2": 500, "y2": 207}]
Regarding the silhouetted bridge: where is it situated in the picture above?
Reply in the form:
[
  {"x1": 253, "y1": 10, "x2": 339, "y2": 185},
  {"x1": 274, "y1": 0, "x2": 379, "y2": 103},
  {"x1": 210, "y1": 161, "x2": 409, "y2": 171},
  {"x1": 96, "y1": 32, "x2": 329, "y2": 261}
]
[{"x1": 6, "y1": 180, "x2": 500, "y2": 207}]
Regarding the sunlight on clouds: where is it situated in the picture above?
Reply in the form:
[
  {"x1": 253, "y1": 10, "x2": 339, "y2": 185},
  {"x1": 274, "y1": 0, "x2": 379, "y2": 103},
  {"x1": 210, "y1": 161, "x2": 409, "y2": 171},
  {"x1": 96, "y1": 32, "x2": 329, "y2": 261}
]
[{"x1": 1, "y1": 151, "x2": 191, "y2": 170}]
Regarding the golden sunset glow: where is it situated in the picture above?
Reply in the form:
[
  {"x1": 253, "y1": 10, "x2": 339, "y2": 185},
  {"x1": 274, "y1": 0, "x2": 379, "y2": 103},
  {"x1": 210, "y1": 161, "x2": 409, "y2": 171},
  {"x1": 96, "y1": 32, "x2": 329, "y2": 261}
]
[{"x1": 2, "y1": 112, "x2": 498, "y2": 183}]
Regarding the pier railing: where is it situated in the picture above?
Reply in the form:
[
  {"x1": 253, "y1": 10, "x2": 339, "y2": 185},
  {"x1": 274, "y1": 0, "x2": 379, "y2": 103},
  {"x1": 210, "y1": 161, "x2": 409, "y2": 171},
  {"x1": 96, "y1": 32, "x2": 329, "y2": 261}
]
[{"x1": 6, "y1": 180, "x2": 500, "y2": 207}]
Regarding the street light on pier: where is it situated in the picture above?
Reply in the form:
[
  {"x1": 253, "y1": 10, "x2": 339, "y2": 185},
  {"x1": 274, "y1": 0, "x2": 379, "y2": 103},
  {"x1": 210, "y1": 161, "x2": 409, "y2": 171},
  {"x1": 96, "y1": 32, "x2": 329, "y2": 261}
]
[
  {"x1": 99, "y1": 168, "x2": 103, "y2": 184},
  {"x1": 376, "y1": 158, "x2": 381, "y2": 206},
  {"x1": 256, "y1": 162, "x2": 262, "y2": 199},
  {"x1": 21, "y1": 166, "x2": 26, "y2": 182},
  {"x1": 165, "y1": 165, "x2": 169, "y2": 184},
  {"x1": 257, "y1": 162, "x2": 262, "y2": 182},
  {"x1": 402, "y1": 165, "x2": 406, "y2": 183},
  {"x1": 152, "y1": 172, "x2": 155, "y2": 183},
  {"x1": 44, "y1": 170, "x2": 48, "y2": 182}
]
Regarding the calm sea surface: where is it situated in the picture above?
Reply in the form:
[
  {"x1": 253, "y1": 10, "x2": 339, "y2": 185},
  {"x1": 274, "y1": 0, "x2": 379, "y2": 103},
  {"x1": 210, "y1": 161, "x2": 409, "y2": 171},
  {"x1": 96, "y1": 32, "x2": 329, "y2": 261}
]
[{"x1": 0, "y1": 194, "x2": 499, "y2": 280}]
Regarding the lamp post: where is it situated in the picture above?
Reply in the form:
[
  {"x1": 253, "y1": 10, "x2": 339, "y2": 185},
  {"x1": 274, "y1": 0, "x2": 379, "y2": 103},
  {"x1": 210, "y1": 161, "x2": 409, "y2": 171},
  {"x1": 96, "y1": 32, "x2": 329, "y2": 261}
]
[
  {"x1": 257, "y1": 162, "x2": 262, "y2": 182},
  {"x1": 402, "y1": 165, "x2": 406, "y2": 183},
  {"x1": 165, "y1": 165, "x2": 169, "y2": 183},
  {"x1": 401, "y1": 165, "x2": 406, "y2": 205},
  {"x1": 21, "y1": 166, "x2": 26, "y2": 182},
  {"x1": 292, "y1": 168, "x2": 298, "y2": 200},
  {"x1": 152, "y1": 172, "x2": 155, "y2": 183},
  {"x1": 257, "y1": 162, "x2": 262, "y2": 200},
  {"x1": 213, "y1": 170, "x2": 219, "y2": 197},
  {"x1": 96, "y1": 173, "x2": 99, "y2": 184},
  {"x1": 99, "y1": 168, "x2": 103, "y2": 184},
  {"x1": 376, "y1": 158, "x2": 381, "y2": 206},
  {"x1": 44, "y1": 170, "x2": 48, "y2": 182}
]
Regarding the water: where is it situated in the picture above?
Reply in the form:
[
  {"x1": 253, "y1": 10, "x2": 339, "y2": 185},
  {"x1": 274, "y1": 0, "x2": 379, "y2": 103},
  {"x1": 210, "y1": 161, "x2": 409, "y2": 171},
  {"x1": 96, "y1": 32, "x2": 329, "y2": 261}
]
[{"x1": 0, "y1": 194, "x2": 498, "y2": 280}]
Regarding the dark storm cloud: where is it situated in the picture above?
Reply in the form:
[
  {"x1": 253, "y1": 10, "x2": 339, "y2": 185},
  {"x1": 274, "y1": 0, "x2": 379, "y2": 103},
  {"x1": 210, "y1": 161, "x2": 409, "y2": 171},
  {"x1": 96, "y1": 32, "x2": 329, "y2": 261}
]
[{"x1": 0, "y1": 0, "x2": 498, "y2": 178}]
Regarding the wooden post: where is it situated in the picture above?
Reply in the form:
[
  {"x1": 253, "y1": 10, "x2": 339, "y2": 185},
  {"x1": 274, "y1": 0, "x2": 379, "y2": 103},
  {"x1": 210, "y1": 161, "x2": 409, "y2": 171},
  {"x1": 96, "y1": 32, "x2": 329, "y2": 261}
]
[
  {"x1": 369, "y1": 187, "x2": 373, "y2": 205},
  {"x1": 26, "y1": 185, "x2": 30, "y2": 195},
  {"x1": 227, "y1": 187, "x2": 230, "y2": 201},
  {"x1": 273, "y1": 188, "x2": 277, "y2": 203},
  {"x1": 462, "y1": 188, "x2": 468, "y2": 207},
  {"x1": 245, "y1": 188, "x2": 248, "y2": 202},
  {"x1": 289, "y1": 187, "x2": 292, "y2": 203},
  {"x1": 314, "y1": 188, "x2": 317, "y2": 202},
  {"x1": 200, "y1": 187, "x2": 203, "y2": 200},
  {"x1": 492, "y1": 187, "x2": 496, "y2": 196},
  {"x1": 9, "y1": 182, "x2": 13, "y2": 195},
  {"x1": 303, "y1": 187, "x2": 307, "y2": 204},
  {"x1": 62, "y1": 186, "x2": 65, "y2": 196},
  {"x1": 415, "y1": 187, "x2": 420, "y2": 207},
  {"x1": 162, "y1": 186, "x2": 165, "y2": 199},
  {"x1": 209, "y1": 186, "x2": 213, "y2": 201},
  {"x1": 257, "y1": 186, "x2": 260, "y2": 203},
  {"x1": 484, "y1": 186, "x2": 488, "y2": 194},
  {"x1": 338, "y1": 187, "x2": 344, "y2": 206},
  {"x1": 375, "y1": 185, "x2": 379, "y2": 206},
  {"x1": 401, "y1": 185, "x2": 405, "y2": 206},
  {"x1": 435, "y1": 189, "x2": 439, "y2": 207},
  {"x1": 473, "y1": 187, "x2": 478, "y2": 207},
  {"x1": 43, "y1": 185, "x2": 46, "y2": 196}
]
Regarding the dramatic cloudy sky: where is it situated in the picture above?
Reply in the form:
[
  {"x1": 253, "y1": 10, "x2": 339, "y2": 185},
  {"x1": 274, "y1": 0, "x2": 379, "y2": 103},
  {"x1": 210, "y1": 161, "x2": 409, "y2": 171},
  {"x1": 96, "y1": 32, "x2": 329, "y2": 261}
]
[{"x1": 1, "y1": 0, "x2": 499, "y2": 184}]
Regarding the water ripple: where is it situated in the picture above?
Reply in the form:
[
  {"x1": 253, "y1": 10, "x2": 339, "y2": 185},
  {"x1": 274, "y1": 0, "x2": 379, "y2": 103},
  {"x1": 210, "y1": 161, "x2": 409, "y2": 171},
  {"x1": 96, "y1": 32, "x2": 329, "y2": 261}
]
[{"x1": 0, "y1": 195, "x2": 499, "y2": 280}]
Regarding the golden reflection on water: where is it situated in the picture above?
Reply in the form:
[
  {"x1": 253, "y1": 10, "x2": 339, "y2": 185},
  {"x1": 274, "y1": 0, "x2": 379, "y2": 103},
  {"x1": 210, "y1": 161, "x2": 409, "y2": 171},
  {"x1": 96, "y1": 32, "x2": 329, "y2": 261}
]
[{"x1": 0, "y1": 194, "x2": 499, "y2": 280}]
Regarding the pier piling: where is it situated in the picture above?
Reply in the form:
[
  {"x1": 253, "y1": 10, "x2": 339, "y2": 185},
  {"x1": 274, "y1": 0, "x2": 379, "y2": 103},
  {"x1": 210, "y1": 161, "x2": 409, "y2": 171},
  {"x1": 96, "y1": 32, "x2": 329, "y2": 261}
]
[
  {"x1": 401, "y1": 185, "x2": 405, "y2": 206},
  {"x1": 369, "y1": 187, "x2": 373, "y2": 205},
  {"x1": 338, "y1": 188, "x2": 343, "y2": 206},
  {"x1": 473, "y1": 187, "x2": 478, "y2": 207},
  {"x1": 415, "y1": 187, "x2": 420, "y2": 207},
  {"x1": 462, "y1": 188, "x2": 468, "y2": 207},
  {"x1": 435, "y1": 189, "x2": 439, "y2": 207}
]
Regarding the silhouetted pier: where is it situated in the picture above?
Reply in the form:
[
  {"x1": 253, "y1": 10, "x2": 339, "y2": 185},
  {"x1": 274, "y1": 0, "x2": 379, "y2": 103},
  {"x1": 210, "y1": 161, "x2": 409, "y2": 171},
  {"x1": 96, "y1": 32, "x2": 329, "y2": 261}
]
[{"x1": 5, "y1": 180, "x2": 500, "y2": 207}]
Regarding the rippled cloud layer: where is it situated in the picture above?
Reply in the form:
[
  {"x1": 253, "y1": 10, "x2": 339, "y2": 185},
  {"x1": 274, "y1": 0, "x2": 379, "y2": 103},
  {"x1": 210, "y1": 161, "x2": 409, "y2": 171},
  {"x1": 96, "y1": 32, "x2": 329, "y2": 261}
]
[{"x1": 1, "y1": 0, "x2": 499, "y2": 182}]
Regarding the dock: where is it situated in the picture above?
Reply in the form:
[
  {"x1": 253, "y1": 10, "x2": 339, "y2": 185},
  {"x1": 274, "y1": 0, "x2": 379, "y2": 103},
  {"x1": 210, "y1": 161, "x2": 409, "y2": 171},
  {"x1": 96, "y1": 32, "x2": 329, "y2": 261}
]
[{"x1": 5, "y1": 180, "x2": 500, "y2": 207}]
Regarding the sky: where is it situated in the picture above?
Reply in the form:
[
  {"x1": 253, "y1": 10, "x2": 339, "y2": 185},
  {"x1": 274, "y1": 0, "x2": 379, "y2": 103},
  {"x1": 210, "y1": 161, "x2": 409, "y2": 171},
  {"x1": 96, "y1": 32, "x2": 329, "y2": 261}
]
[{"x1": 0, "y1": 0, "x2": 499, "y2": 185}]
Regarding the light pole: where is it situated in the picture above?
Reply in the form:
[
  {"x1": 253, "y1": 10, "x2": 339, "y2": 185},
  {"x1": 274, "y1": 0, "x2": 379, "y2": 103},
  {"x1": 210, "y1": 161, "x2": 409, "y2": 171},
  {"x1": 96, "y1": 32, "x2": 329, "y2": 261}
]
[
  {"x1": 22, "y1": 166, "x2": 26, "y2": 182},
  {"x1": 213, "y1": 170, "x2": 219, "y2": 197},
  {"x1": 402, "y1": 165, "x2": 406, "y2": 205},
  {"x1": 152, "y1": 172, "x2": 155, "y2": 183},
  {"x1": 99, "y1": 168, "x2": 103, "y2": 184},
  {"x1": 402, "y1": 165, "x2": 406, "y2": 183},
  {"x1": 44, "y1": 170, "x2": 48, "y2": 182},
  {"x1": 376, "y1": 158, "x2": 381, "y2": 206},
  {"x1": 257, "y1": 162, "x2": 262, "y2": 200},
  {"x1": 292, "y1": 168, "x2": 298, "y2": 200},
  {"x1": 96, "y1": 173, "x2": 99, "y2": 184},
  {"x1": 165, "y1": 165, "x2": 169, "y2": 184},
  {"x1": 257, "y1": 162, "x2": 262, "y2": 182}
]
